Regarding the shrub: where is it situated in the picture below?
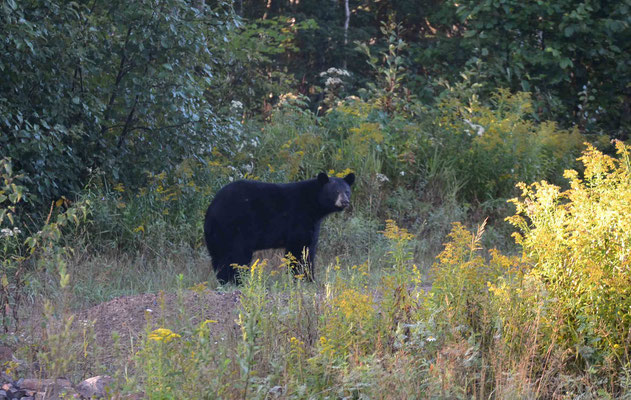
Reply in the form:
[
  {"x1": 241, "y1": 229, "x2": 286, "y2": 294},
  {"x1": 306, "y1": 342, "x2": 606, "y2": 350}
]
[
  {"x1": 429, "y1": 220, "x2": 523, "y2": 346},
  {"x1": 508, "y1": 140, "x2": 631, "y2": 369},
  {"x1": 1, "y1": 0, "x2": 238, "y2": 222},
  {"x1": 1, "y1": 158, "x2": 89, "y2": 331},
  {"x1": 427, "y1": 89, "x2": 585, "y2": 203}
]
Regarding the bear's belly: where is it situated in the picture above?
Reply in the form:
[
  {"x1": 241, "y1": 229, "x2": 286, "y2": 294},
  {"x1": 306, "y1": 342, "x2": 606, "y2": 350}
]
[{"x1": 254, "y1": 225, "x2": 313, "y2": 251}]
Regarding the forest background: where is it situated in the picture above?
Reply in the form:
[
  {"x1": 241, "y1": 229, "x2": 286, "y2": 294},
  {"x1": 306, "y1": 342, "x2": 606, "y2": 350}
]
[{"x1": 1, "y1": 0, "x2": 631, "y2": 398}]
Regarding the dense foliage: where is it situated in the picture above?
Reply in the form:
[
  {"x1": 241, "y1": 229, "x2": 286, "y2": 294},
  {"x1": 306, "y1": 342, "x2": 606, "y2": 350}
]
[
  {"x1": 3, "y1": 0, "x2": 629, "y2": 222},
  {"x1": 1, "y1": 0, "x2": 631, "y2": 397},
  {"x1": 507, "y1": 141, "x2": 631, "y2": 367},
  {"x1": 238, "y1": 0, "x2": 631, "y2": 136},
  {"x1": 0, "y1": 0, "x2": 237, "y2": 217}
]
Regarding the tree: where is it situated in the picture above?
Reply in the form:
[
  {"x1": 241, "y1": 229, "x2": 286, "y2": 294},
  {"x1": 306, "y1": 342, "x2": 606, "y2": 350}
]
[
  {"x1": 0, "y1": 0, "x2": 238, "y2": 218},
  {"x1": 443, "y1": 0, "x2": 631, "y2": 136}
]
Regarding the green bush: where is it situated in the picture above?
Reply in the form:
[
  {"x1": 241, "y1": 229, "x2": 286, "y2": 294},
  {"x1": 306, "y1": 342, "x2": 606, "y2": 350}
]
[
  {"x1": 507, "y1": 141, "x2": 631, "y2": 368},
  {"x1": 0, "y1": 0, "x2": 237, "y2": 222},
  {"x1": 423, "y1": 89, "x2": 585, "y2": 204}
]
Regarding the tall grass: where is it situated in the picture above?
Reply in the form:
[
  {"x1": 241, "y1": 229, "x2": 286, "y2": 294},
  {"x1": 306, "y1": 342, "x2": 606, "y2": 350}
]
[{"x1": 2, "y1": 88, "x2": 621, "y2": 398}]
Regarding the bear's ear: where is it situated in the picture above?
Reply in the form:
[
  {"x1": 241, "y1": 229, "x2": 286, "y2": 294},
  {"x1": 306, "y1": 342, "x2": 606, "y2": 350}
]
[
  {"x1": 317, "y1": 172, "x2": 329, "y2": 185},
  {"x1": 344, "y1": 173, "x2": 355, "y2": 186}
]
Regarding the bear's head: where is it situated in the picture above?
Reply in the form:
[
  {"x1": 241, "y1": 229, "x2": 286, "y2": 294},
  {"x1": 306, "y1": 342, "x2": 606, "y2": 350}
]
[{"x1": 317, "y1": 172, "x2": 355, "y2": 212}]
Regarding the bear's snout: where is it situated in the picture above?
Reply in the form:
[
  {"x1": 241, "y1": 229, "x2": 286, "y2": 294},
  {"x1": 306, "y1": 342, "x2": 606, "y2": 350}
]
[{"x1": 335, "y1": 193, "x2": 350, "y2": 208}]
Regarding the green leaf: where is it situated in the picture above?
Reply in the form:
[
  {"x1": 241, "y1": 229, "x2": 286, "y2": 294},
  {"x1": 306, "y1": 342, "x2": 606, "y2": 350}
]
[
  {"x1": 564, "y1": 26, "x2": 574, "y2": 37},
  {"x1": 559, "y1": 58, "x2": 573, "y2": 69}
]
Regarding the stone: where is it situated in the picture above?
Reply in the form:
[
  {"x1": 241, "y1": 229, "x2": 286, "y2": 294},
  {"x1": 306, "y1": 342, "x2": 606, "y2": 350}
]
[
  {"x1": 20, "y1": 379, "x2": 75, "y2": 400},
  {"x1": 20, "y1": 379, "x2": 72, "y2": 392},
  {"x1": 9, "y1": 387, "x2": 26, "y2": 398},
  {"x1": 75, "y1": 376, "x2": 114, "y2": 399},
  {"x1": 268, "y1": 385, "x2": 284, "y2": 398}
]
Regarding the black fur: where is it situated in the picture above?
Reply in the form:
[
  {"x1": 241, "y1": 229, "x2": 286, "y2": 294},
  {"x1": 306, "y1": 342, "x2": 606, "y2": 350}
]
[{"x1": 204, "y1": 172, "x2": 355, "y2": 283}]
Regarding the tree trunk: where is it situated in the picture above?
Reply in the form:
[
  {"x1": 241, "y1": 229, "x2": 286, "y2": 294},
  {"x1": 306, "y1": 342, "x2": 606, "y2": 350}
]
[{"x1": 343, "y1": 0, "x2": 350, "y2": 69}]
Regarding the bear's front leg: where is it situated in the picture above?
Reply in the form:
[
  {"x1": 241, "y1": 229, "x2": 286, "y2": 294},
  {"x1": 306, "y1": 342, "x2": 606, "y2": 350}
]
[{"x1": 305, "y1": 221, "x2": 321, "y2": 280}]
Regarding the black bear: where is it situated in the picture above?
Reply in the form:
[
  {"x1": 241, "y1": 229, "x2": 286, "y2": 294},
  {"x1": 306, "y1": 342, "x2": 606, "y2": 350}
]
[{"x1": 204, "y1": 172, "x2": 355, "y2": 283}]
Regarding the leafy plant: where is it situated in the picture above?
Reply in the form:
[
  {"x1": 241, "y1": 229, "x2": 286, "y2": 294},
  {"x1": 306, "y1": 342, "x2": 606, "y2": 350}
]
[
  {"x1": 447, "y1": 0, "x2": 631, "y2": 135},
  {"x1": 0, "y1": 0, "x2": 238, "y2": 222},
  {"x1": 0, "y1": 158, "x2": 89, "y2": 331},
  {"x1": 425, "y1": 89, "x2": 584, "y2": 203},
  {"x1": 356, "y1": 19, "x2": 414, "y2": 115},
  {"x1": 508, "y1": 140, "x2": 631, "y2": 368}
]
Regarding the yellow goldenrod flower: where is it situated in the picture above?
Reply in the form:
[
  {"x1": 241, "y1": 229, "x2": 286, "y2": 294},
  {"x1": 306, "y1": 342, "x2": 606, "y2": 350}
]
[
  {"x1": 148, "y1": 328, "x2": 181, "y2": 343},
  {"x1": 200, "y1": 319, "x2": 218, "y2": 329}
]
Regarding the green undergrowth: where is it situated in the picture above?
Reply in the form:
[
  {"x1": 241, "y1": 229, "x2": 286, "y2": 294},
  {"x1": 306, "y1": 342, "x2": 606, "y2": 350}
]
[
  {"x1": 9, "y1": 144, "x2": 631, "y2": 397},
  {"x1": 0, "y1": 82, "x2": 625, "y2": 397}
]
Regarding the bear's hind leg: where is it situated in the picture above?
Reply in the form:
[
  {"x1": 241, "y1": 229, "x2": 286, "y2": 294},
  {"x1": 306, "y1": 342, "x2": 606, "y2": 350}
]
[
  {"x1": 212, "y1": 246, "x2": 254, "y2": 284},
  {"x1": 213, "y1": 257, "x2": 236, "y2": 284}
]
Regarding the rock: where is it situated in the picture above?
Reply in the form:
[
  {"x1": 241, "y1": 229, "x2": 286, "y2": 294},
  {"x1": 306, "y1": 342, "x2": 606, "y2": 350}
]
[
  {"x1": 268, "y1": 385, "x2": 284, "y2": 398},
  {"x1": 75, "y1": 376, "x2": 114, "y2": 399},
  {"x1": 8, "y1": 388, "x2": 26, "y2": 398},
  {"x1": 20, "y1": 379, "x2": 72, "y2": 392},
  {"x1": 20, "y1": 379, "x2": 75, "y2": 399}
]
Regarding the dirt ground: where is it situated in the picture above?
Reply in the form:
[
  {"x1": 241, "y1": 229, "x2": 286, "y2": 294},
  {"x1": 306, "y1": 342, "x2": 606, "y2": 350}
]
[{"x1": 74, "y1": 289, "x2": 242, "y2": 367}]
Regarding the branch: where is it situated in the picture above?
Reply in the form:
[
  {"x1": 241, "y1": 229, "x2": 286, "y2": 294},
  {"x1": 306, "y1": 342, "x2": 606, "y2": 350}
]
[
  {"x1": 99, "y1": 27, "x2": 133, "y2": 137},
  {"x1": 117, "y1": 95, "x2": 139, "y2": 149},
  {"x1": 102, "y1": 120, "x2": 194, "y2": 134}
]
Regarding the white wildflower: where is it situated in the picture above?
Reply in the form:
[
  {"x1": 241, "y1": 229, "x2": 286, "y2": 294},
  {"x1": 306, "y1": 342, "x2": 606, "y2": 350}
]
[
  {"x1": 376, "y1": 173, "x2": 390, "y2": 183},
  {"x1": 320, "y1": 67, "x2": 351, "y2": 78},
  {"x1": 463, "y1": 119, "x2": 485, "y2": 136},
  {"x1": 326, "y1": 67, "x2": 350, "y2": 77},
  {"x1": 426, "y1": 336, "x2": 436, "y2": 342},
  {"x1": 325, "y1": 77, "x2": 343, "y2": 87},
  {"x1": 1, "y1": 228, "x2": 20, "y2": 238},
  {"x1": 230, "y1": 100, "x2": 243, "y2": 109}
]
